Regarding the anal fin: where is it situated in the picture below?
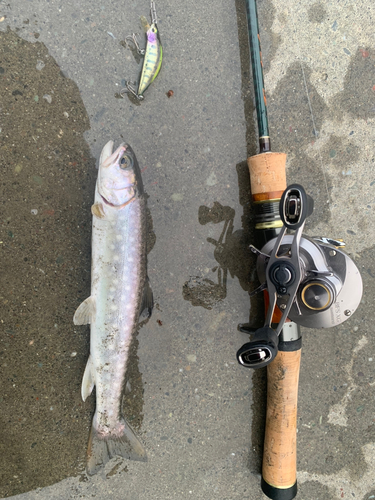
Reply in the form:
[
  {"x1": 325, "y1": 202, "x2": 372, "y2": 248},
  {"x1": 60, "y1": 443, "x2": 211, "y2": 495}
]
[{"x1": 81, "y1": 356, "x2": 95, "y2": 402}]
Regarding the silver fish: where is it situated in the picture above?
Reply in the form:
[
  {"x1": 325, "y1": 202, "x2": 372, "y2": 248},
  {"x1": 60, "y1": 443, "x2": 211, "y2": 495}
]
[{"x1": 73, "y1": 141, "x2": 152, "y2": 475}]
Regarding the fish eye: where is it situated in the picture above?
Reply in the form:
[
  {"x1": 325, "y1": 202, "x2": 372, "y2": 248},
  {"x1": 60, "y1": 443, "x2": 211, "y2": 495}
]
[{"x1": 120, "y1": 154, "x2": 133, "y2": 169}]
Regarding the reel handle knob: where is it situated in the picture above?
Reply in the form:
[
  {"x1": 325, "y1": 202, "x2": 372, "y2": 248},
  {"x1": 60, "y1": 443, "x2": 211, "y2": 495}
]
[
  {"x1": 236, "y1": 327, "x2": 278, "y2": 369},
  {"x1": 280, "y1": 184, "x2": 314, "y2": 229}
]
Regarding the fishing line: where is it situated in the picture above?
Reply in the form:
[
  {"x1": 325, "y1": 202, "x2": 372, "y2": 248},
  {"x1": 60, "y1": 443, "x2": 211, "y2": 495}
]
[{"x1": 289, "y1": 9, "x2": 331, "y2": 208}]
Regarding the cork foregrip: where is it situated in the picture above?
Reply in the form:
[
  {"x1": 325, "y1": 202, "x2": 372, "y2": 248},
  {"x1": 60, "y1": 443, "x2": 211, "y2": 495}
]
[
  {"x1": 262, "y1": 349, "x2": 301, "y2": 489},
  {"x1": 248, "y1": 152, "x2": 287, "y2": 198}
]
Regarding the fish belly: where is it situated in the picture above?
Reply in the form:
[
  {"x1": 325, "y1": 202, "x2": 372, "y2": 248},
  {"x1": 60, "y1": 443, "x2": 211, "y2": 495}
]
[{"x1": 91, "y1": 197, "x2": 146, "y2": 431}]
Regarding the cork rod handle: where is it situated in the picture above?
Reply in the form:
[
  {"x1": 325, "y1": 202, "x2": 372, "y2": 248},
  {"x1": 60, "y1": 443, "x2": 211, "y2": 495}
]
[{"x1": 261, "y1": 349, "x2": 301, "y2": 500}]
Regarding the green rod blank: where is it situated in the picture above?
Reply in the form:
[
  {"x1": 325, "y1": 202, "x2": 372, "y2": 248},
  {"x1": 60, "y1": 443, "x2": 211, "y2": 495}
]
[{"x1": 245, "y1": 0, "x2": 270, "y2": 152}]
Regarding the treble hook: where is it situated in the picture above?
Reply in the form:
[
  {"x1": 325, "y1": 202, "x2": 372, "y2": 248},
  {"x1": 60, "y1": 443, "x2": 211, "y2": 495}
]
[
  {"x1": 124, "y1": 33, "x2": 145, "y2": 55},
  {"x1": 120, "y1": 81, "x2": 145, "y2": 101}
]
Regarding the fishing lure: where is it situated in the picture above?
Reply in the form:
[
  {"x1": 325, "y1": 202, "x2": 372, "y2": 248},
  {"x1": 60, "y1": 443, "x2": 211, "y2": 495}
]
[{"x1": 121, "y1": 1, "x2": 162, "y2": 100}]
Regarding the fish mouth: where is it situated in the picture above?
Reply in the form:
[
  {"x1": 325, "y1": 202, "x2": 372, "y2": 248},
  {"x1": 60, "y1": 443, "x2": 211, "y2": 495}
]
[{"x1": 102, "y1": 143, "x2": 127, "y2": 168}]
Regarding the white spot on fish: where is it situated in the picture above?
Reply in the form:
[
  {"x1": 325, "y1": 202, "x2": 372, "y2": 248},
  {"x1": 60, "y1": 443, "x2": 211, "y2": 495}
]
[
  {"x1": 113, "y1": 255, "x2": 120, "y2": 261},
  {"x1": 110, "y1": 304, "x2": 118, "y2": 311},
  {"x1": 110, "y1": 244, "x2": 115, "y2": 250},
  {"x1": 116, "y1": 234, "x2": 123, "y2": 241},
  {"x1": 127, "y1": 256, "x2": 134, "y2": 262},
  {"x1": 113, "y1": 278, "x2": 119, "y2": 285},
  {"x1": 109, "y1": 286, "x2": 116, "y2": 293}
]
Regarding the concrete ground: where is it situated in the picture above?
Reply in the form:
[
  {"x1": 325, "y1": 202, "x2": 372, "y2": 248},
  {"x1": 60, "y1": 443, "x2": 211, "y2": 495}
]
[{"x1": 0, "y1": 0, "x2": 374, "y2": 498}]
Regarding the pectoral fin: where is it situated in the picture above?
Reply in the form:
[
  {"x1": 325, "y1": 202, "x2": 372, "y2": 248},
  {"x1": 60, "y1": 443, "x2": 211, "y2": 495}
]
[
  {"x1": 91, "y1": 203, "x2": 106, "y2": 219},
  {"x1": 73, "y1": 297, "x2": 95, "y2": 325},
  {"x1": 139, "y1": 277, "x2": 153, "y2": 322}
]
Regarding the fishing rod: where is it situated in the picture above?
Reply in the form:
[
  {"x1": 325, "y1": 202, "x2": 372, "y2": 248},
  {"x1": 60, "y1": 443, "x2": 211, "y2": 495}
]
[{"x1": 237, "y1": 1, "x2": 363, "y2": 499}]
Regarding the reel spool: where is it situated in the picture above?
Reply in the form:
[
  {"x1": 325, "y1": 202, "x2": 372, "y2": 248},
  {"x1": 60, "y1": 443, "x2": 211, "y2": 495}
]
[
  {"x1": 256, "y1": 234, "x2": 362, "y2": 329},
  {"x1": 237, "y1": 184, "x2": 363, "y2": 369}
]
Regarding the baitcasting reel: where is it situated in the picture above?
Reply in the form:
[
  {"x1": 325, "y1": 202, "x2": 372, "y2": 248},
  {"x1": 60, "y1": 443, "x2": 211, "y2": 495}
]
[{"x1": 237, "y1": 184, "x2": 363, "y2": 369}]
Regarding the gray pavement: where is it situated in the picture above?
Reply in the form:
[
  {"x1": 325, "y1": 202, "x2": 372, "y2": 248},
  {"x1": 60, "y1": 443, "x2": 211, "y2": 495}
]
[{"x1": 0, "y1": 0, "x2": 374, "y2": 499}]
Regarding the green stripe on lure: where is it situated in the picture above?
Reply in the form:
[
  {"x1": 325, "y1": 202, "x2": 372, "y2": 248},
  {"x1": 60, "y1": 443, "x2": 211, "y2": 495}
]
[{"x1": 121, "y1": 1, "x2": 162, "y2": 101}]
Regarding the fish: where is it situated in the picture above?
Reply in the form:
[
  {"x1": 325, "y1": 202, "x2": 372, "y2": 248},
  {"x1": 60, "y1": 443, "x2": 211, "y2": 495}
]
[{"x1": 73, "y1": 140, "x2": 153, "y2": 475}]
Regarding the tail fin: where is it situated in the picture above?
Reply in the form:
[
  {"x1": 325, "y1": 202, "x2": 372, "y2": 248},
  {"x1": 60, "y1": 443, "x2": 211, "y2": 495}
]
[{"x1": 86, "y1": 417, "x2": 147, "y2": 475}]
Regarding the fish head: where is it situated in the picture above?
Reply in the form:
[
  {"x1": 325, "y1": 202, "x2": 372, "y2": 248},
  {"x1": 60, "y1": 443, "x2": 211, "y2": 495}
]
[{"x1": 97, "y1": 141, "x2": 144, "y2": 207}]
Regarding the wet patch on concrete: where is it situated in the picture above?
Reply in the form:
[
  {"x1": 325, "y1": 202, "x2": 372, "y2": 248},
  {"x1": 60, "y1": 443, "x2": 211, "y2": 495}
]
[
  {"x1": 316, "y1": 134, "x2": 360, "y2": 172},
  {"x1": 266, "y1": 62, "x2": 332, "y2": 227},
  {"x1": 0, "y1": 26, "x2": 95, "y2": 497},
  {"x1": 257, "y1": 0, "x2": 281, "y2": 74},
  {"x1": 298, "y1": 480, "x2": 333, "y2": 499},
  {"x1": 182, "y1": 161, "x2": 256, "y2": 311},
  {"x1": 334, "y1": 47, "x2": 375, "y2": 121},
  {"x1": 307, "y1": 3, "x2": 327, "y2": 24},
  {"x1": 0, "y1": 28, "x2": 146, "y2": 497},
  {"x1": 267, "y1": 63, "x2": 327, "y2": 151},
  {"x1": 182, "y1": 202, "x2": 253, "y2": 309},
  {"x1": 181, "y1": 160, "x2": 267, "y2": 476}
]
